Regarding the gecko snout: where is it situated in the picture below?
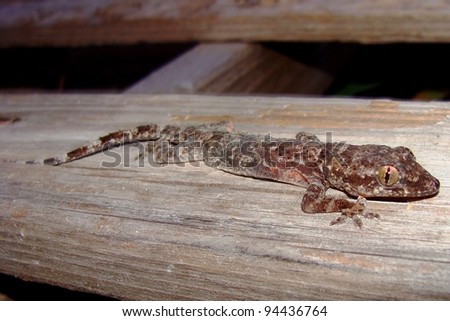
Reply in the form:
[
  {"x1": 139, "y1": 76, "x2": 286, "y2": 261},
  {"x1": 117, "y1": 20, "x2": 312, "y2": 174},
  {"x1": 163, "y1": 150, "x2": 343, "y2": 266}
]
[{"x1": 419, "y1": 174, "x2": 440, "y2": 197}]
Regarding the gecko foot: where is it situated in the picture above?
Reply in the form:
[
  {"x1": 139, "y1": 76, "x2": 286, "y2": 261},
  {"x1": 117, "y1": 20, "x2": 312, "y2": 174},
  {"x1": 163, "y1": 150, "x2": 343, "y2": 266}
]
[
  {"x1": 330, "y1": 213, "x2": 365, "y2": 228},
  {"x1": 362, "y1": 212, "x2": 380, "y2": 220},
  {"x1": 330, "y1": 196, "x2": 379, "y2": 228}
]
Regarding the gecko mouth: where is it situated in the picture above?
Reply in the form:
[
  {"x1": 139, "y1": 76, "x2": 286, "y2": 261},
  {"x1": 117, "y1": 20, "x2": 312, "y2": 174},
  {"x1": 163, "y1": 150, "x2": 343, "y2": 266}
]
[
  {"x1": 367, "y1": 194, "x2": 439, "y2": 202},
  {"x1": 417, "y1": 176, "x2": 440, "y2": 197},
  {"x1": 366, "y1": 176, "x2": 440, "y2": 201}
]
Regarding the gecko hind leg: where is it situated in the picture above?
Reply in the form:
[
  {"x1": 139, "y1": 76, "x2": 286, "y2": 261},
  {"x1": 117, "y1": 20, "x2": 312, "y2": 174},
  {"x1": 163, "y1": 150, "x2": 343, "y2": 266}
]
[
  {"x1": 145, "y1": 140, "x2": 205, "y2": 165},
  {"x1": 145, "y1": 122, "x2": 234, "y2": 165},
  {"x1": 142, "y1": 121, "x2": 232, "y2": 165}
]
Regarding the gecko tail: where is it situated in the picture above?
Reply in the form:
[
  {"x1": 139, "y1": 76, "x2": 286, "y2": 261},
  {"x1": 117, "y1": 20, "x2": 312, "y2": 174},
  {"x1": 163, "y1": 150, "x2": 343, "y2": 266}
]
[
  {"x1": 24, "y1": 159, "x2": 46, "y2": 165},
  {"x1": 24, "y1": 156, "x2": 74, "y2": 166},
  {"x1": 23, "y1": 154, "x2": 96, "y2": 166},
  {"x1": 24, "y1": 122, "x2": 233, "y2": 166},
  {"x1": 35, "y1": 124, "x2": 162, "y2": 166},
  {"x1": 43, "y1": 156, "x2": 67, "y2": 166}
]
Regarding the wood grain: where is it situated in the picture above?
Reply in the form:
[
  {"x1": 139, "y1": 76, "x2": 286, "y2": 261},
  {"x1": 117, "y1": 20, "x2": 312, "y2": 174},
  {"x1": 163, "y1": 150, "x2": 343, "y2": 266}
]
[
  {"x1": 1, "y1": 0, "x2": 450, "y2": 47},
  {"x1": 0, "y1": 94, "x2": 449, "y2": 300},
  {"x1": 126, "y1": 43, "x2": 334, "y2": 95}
]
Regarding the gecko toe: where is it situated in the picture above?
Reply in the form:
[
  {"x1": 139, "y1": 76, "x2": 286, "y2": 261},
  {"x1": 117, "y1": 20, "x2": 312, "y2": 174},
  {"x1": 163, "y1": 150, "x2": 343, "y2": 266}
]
[
  {"x1": 351, "y1": 215, "x2": 363, "y2": 228},
  {"x1": 330, "y1": 214, "x2": 348, "y2": 226},
  {"x1": 363, "y1": 212, "x2": 380, "y2": 220}
]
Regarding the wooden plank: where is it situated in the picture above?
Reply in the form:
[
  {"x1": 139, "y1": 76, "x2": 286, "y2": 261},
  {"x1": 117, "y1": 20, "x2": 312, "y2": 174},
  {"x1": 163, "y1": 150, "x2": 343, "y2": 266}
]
[
  {"x1": 1, "y1": 0, "x2": 450, "y2": 47},
  {"x1": 126, "y1": 43, "x2": 334, "y2": 95},
  {"x1": 0, "y1": 94, "x2": 449, "y2": 300}
]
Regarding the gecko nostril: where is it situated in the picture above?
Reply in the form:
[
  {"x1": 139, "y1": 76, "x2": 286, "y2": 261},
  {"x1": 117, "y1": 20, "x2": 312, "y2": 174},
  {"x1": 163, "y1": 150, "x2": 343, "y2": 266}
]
[{"x1": 433, "y1": 177, "x2": 440, "y2": 190}]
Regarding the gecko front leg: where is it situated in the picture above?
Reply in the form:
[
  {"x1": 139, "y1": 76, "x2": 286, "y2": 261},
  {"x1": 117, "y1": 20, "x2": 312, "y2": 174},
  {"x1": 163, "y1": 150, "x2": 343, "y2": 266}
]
[{"x1": 301, "y1": 183, "x2": 379, "y2": 228}]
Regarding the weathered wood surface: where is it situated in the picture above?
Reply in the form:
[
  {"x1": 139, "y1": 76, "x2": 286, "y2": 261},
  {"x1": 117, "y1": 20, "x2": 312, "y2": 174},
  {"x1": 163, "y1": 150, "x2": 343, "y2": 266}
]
[
  {"x1": 0, "y1": 95, "x2": 449, "y2": 300},
  {"x1": 1, "y1": 0, "x2": 450, "y2": 47},
  {"x1": 126, "y1": 43, "x2": 334, "y2": 95}
]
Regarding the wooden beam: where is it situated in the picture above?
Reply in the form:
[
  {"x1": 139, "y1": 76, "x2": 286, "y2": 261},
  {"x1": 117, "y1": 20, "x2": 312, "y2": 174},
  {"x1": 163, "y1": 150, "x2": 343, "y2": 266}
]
[
  {"x1": 1, "y1": 0, "x2": 450, "y2": 47},
  {"x1": 126, "y1": 43, "x2": 334, "y2": 95},
  {"x1": 0, "y1": 94, "x2": 449, "y2": 299}
]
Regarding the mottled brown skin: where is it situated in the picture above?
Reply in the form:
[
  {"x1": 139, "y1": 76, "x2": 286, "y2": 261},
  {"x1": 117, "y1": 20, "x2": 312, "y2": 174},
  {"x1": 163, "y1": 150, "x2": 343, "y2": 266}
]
[
  {"x1": 0, "y1": 115, "x2": 20, "y2": 126},
  {"x1": 43, "y1": 125, "x2": 159, "y2": 166},
  {"x1": 42, "y1": 122, "x2": 440, "y2": 227}
]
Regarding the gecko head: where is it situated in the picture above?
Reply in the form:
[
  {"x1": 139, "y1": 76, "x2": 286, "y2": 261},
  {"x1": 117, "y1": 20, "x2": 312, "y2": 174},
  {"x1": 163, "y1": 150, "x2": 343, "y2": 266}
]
[{"x1": 327, "y1": 145, "x2": 440, "y2": 199}]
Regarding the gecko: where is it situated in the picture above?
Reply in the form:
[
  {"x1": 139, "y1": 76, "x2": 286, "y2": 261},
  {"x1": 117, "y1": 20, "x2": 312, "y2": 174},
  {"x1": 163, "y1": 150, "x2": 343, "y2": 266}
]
[{"x1": 40, "y1": 121, "x2": 440, "y2": 227}]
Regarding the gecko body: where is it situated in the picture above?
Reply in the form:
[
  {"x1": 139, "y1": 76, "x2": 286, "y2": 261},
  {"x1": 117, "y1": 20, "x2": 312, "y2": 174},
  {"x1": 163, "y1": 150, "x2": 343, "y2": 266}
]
[{"x1": 42, "y1": 122, "x2": 440, "y2": 227}]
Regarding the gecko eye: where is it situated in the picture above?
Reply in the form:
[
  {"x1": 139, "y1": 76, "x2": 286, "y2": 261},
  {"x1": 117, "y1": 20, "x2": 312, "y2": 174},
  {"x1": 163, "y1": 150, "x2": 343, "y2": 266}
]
[{"x1": 377, "y1": 165, "x2": 400, "y2": 187}]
